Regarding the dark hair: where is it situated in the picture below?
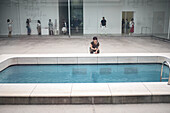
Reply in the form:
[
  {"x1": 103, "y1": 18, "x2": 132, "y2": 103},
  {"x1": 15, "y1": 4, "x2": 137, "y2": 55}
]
[
  {"x1": 93, "y1": 37, "x2": 98, "y2": 40},
  {"x1": 131, "y1": 18, "x2": 134, "y2": 21},
  {"x1": 26, "y1": 19, "x2": 29, "y2": 24},
  {"x1": 7, "y1": 19, "x2": 10, "y2": 23},
  {"x1": 38, "y1": 20, "x2": 41, "y2": 24},
  {"x1": 49, "y1": 19, "x2": 51, "y2": 21}
]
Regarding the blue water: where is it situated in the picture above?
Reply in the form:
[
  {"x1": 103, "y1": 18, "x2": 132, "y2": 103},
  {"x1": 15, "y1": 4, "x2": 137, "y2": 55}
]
[{"x1": 0, "y1": 64, "x2": 169, "y2": 83}]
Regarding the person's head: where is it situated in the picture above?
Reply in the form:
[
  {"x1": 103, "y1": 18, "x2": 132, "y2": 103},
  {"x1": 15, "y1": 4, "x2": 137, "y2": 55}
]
[
  {"x1": 26, "y1": 19, "x2": 29, "y2": 23},
  {"x1": 7, "y1": 19, "x2": 10, "y2": 23},
  {"x1": 102, "y1": 17, "x2": 105, "y2": 20},
  {"x1": 49, "y1": 19, "x2": 51, "y2": 22},
  {"x1": 131, "y1": 18, "x2": 134, "y2": 21},
  {"x1": 38, "y1": 20, "x2": 41, "y2": 24},
  {"x1": 93, "y1": 37, "x2": 98, "y2": 43}
]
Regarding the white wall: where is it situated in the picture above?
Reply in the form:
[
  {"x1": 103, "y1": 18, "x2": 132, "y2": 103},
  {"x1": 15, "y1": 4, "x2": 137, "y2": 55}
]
[
  {"x1": 83, "y1": 0, "x2": 122, "y2": 34},
  {"x1": 0, "y1": 0, "x2": 59, "y2": 35},
  {"x1": 0, "y1": 1, "x2": 20, "y2": 35},
  {"x1": 83, "y1": 0, "x2": 170, "y2": 34},
  {"x1": 0, "y1": 0, "x2": 169, "y2": 35}
]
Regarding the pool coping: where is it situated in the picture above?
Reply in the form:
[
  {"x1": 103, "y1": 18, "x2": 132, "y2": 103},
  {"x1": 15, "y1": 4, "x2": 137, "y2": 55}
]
[{"x1": 0, "y1": 53, "x2": 170, "y2": 104}]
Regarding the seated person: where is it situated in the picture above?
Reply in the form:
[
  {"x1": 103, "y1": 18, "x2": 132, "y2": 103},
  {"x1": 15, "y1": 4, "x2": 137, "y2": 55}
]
[{"x1": 90, "y1": 37, "x2": 100, "y2": 54}]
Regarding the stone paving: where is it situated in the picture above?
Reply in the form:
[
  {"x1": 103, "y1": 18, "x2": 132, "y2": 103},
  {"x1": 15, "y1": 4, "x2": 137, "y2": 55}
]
[
  {"x1": 0, "y1": 104, "x2": 170, "y2": 113},
  {"x1": 0, "y1": 36, "x2": 170, "y2": 54}
]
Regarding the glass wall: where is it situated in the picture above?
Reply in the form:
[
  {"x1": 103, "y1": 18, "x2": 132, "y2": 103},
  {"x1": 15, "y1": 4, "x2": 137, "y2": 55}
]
[{"x1": 70, "y1": 0, "x2": 83, "y2": 35}]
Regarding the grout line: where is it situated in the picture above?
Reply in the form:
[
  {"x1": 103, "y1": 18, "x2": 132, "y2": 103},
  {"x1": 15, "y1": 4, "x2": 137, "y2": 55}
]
[
  {"x1": 107, "y1": 83, "x2": 112, "y2": 96},
  {"x1": 29, "y1": 84, "x2": 38, "y2": 97},
  {"x1": 92, "y1": 104, "x2": 96, "y2": 113},
  {"x1": 70, "y1": 83, "x2": 73, "y2": 97},
  {"x1": 142, "y1": 82, "x2": 153, "y2": 95}
]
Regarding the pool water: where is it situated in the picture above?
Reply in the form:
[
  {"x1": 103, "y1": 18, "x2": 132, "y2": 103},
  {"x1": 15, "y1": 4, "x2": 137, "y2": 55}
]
[{"x1": 0, "y1": 64, "x2": 169, "y2": 83}]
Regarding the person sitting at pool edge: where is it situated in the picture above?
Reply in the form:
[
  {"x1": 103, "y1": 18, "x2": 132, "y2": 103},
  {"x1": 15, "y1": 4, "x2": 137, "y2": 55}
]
[{"x1": 90, "y1": 37, "x2": 100, "y2": 54}]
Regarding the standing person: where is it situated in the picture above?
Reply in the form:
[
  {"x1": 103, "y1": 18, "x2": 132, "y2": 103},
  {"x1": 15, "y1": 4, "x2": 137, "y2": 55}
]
[
  {"x1": 7, "y1": 19, "x2": 13, "y2": 37},
  {"x1": 48, "y1": 19, "x2": 54, "y2": 35},
  {"x1": 74, "y1": 18, "x2": 80, "y2": 33},
  {"x1": 100, "y1": 17, "x2": 107, "y2": 35},
  {"x1": 26, "y1": 18, "x2": 31, "y2": 35},
  {"x1": 37, "y1": 20, "x2": 41, "y2": 35},
  {"x1": 89, "y1": 37, "x2": 100, "y2": 54},
  {"x1": 129, "y1": 18, "x2": 134, "y2": 35},
  {"x1": 126, "y1": 19, "x2": 130, "y2": 34},
  {"x1": 122, "y1": 19, "x2": 125, "y2": 33},
  {"x1": 62, "y1": 19, "x2": 67, "y2": 35}
]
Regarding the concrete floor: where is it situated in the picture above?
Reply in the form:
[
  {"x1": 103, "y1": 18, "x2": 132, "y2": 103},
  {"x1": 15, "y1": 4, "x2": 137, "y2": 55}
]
[
  {"x1": 0, "y1": 36, "x2": 170, "y2": 54},
  {"x1": 0, "y1": 36, "x2": 170, "y2": 112},
  {"x1": 0, "y1": 104, "x2": 170, "y2": 113}
]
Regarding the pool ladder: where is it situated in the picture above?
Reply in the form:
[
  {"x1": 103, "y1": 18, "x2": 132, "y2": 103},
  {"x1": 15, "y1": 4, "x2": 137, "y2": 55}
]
[{"x1": 160, "y1": 61, "x2": 170, "y2": 85}]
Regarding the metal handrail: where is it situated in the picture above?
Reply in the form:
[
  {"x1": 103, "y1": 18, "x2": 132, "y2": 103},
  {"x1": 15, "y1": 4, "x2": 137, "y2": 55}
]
[{"x1": 160, "y1": 61, "x2": 170, "y2": 85}]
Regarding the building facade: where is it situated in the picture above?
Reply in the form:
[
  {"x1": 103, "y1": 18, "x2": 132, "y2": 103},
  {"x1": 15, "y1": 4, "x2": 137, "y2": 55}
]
[{"x1": 0, "y1": 0, "x2": 170, "y2": 39}]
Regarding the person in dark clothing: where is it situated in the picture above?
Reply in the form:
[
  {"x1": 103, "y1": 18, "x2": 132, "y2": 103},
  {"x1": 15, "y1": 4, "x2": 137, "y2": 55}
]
[
  {"x1": 126, "y1": 19, "x2": 129, "y2": 34},
  {"x1": 100, "y1": 17, "x2": 107, "y2": 34},
  {"x1": 26, "y1": 19, "x2": 31, "y2": 35},
  {"x1": 90, "y1": 37, "x2": 100, "y2": 54},
  {"x1": 122, "y1": 19, "x2": 125, "y2": 33}
]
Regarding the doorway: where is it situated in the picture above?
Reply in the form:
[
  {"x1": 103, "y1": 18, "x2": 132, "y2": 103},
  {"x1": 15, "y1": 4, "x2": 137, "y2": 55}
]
[
  {"x1": 59, "y1": 0, "x2": 68, "y2": 35},
  {"x1": 70, "y1": 0, "x2": 83, "y2": 35},
  {"x1": 122, "y1": 11, "x2": 134, "y2": 34}
]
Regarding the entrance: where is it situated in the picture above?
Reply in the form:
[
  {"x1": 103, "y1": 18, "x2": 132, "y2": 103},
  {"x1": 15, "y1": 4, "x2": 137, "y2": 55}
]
[
  {"x1": 70, "y1": 0, "x2": 83, "y2": 35},
  {"x1": 59, "y1": 0, "x2": 83, "y2": 36},
  {"x1": 122, "y1": 11, "x2": 134, "y2": 34},
  {"x1": 59, "y1": 0, "x2": 68, "y2": 35}
]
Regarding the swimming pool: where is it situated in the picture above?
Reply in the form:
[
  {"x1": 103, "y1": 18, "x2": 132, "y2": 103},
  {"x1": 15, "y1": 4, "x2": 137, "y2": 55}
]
[{"x1": 0, "y1": 64, "x2": 169, "y2": 83}]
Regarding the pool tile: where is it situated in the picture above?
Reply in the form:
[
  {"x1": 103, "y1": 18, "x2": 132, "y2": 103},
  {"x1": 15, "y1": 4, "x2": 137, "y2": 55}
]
[
  {"x1": 31, "y1": 84, "x2": 72, "y2": 97},
  {"x1": 17, "y1": 57, "x2": 38, "y2": 64},
  {"x1": 94, "y1": 96, "x2": 112, "y2": 104},
  {"x1": 138, "y1": 56, "x2": 158, "y2": 63},
  {"x1": 30, "y1": 97, "x2": 71, "y2": 104},
  {"x1": 108, "y1": 83, "x2": 151, "y2": 96},
  {"x1": 71, "y1": 83, "x2": 111, "y2": 96},
  {"x1": 0, "y1": 84, "x2": 36, "y2": 97},
  {"x1": 143, "y1": 82, "x2": 170, "y2": 95},
  {"x1": 37, "y1": 57, "x2": 58, "y2": 64},
  {"x1": 117, "y1": 56, "x2": 137, "y2": 63},
  {"x1": 78, "y1": 57, "x2": 97, "y2": 64},
  {"x1": 58, "y1": 57, "x2": 77, "y2": 64},
  {"x1": 71, "y1": 97, "x2": 92, "y2": 104},
  {"x1": 0, "y1": 97, "x2": 29, "y2": 104},
  {"x1": 98, "y1": 57, "x2": 117, "y2": 64},
  {"x1": 151, "y1": 95, "x2": 170, "y2": 103}
]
